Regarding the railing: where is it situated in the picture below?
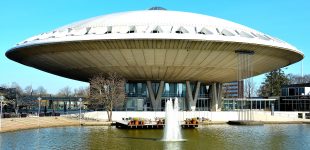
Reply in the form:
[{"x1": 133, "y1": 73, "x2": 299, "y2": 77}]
[{"x1": 273, "y1": 112, "x2": 299, "y2": 119}]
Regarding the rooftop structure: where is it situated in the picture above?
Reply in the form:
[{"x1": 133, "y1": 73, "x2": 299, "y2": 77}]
[
  {"x1": 5, "y1": 7, "x2": 303, "y2": 82},
  {"x1": 5, "y1": 7, "x2": 304, "y2": 111}
]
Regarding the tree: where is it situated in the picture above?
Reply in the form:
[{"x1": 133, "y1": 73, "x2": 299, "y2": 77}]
[
  {"x1": 258, "y1": 69, "x2": 289, "y2": 97},
  {"x1": 244, "y1": 80, "x2": 257, "y2": 98},
  {"x1": 24, "y1": 85, "x2": 33, "y2": 96},
  {"x1": 57, "y1": 86, "x2": 72, "y2": 97},
  {"x1": 287, "y1": 74, "x2": 310, "y2": 84},
  {"x1": 89, "y1": 72, "x2": 126, "y2": 121},
  {"x1": 74, "y1": 86, "x2": 90, "y2": 97},
  {"x1": 36, "y1": 86, "x2": 48, "y2": 96},
  {"x1": 10, "y1": 82, "x2": 23, "y2": 114},
  {"x1": 57, "y1": 86, "x2": 73, "y2": 111}
]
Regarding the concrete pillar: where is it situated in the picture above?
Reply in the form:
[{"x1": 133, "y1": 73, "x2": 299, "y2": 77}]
[
  {"x1": 146, "y1": 81, "x2": 155, "y2": 106},
  {"x1": 186, "y1": 81, "x2": 201, "y2": 111},
  {"x1": 193, "y1": 81, "x2": 201, "y2": 106},
  {"x1": 210, "y1": 82, "x2": 223, "y2": 111},
  {"x1": 186, "y1": 81, "x2": 193, "y2": 110},
  {"x1": 217, "y1": 83, "x2": 223, "y2": 111},
  {"x1": 146, "y1": 80, "x2": 164, "y2": 111},
  {"x1": 210, "y1": 83, "x2": 217, "y2": 111}
]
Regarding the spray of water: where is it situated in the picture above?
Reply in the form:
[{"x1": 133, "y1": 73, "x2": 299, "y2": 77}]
[{"x1": 162, "y1": 98, "x2": 184, "y2": 141}]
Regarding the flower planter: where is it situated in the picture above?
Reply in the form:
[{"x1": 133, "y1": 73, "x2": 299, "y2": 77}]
[{"x1": 135, "y1": 120, "x2": 139, "y2": 125}]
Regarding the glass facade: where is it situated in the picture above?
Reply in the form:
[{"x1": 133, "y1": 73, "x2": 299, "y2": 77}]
[
  {"x1": 280, "y1": 86, "x2": 310, "y2": 111},
  {"x1": 282, "y1": 87, "x2": 306, "y2": 96},
  {"x1": 125, "y1": 82, "x2": 148, "y2": 111},
  {"x1": 124, "y1": 82, "x2": 211, "y2": 111}
]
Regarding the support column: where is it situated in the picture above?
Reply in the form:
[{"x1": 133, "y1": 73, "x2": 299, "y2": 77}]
[
  {"x1": 186, "y1": 81, "x2": 201, "y2": 111},
  {"x1": 211, "y1": 82, "x2": 223, "y2": 111},
  {"x1": 217, "y1": 83, "x2": 223, "y2": 111},
  {"x1": 186, "y1": 81, "x2": 193, "y2": 110},
  {"x1": 146, "y1": 81, "x2": 164, "y2": 111},
  {"x1": 211, "y1": 83, "x2": 217, "y2": 111}
]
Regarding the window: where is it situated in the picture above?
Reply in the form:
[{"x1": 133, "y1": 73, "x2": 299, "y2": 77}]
[
  {"x1": 87, "y1": 27, "x2": 108, "y2": 34},
  {"x1": 221, "y1": 29, "x2": 235, "y2": 36},
  {"x1": 239, "y1": 31, "x2": 254, "y2": 38},
  {"x1": 85, "y1": 27, "x2": 91, "y2": 35},
  {"x1": 127, "y1": 26, "x2": 136, "y2": 33},
  {"x1": 176, "y1": 30, "x2": 183, "y2": 34},
  {"x1": 288, "y1": 88, "x2": 295, "y2": 96},
  {"x1": 282, "y1": 88, "x2": 288, "y2": 96},
  {"x1": 299, "y1": 87, "x2": 305, "y2": 95},
  {"x1": 256, "y1": 33, "x2": 271, "y2": 40},
  {"x1": 198, "y1": 28, "x2": 213, "y2": 35},
  {"x1": 175, "y1": 27, "x2": 188, "y2": 34},
  {"x1": 151, "y1": 26, "x2": 163, "y2": 33},
  {"x1": 250, "y1": 32, "x2": 257, "y2": 37},
  {"x1": 104, "y1": 26, "x2": 112, "y2": 34}
]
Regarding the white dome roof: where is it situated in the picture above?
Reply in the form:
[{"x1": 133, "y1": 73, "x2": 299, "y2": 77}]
[
  {"x1": 16, "y1": 8, "x2": 300, "y2": 53},
  {"x1": 6, "y1": 7, "x2": 304, "y2": 82}
]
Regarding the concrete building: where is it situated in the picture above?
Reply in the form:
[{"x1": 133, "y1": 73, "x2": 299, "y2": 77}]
[
  {"x1": 6, "y1": 7, "x2": 303, "y2": 111},
  {"x1": 222, "y1": 81, "x2": 243, "y2": 98}
]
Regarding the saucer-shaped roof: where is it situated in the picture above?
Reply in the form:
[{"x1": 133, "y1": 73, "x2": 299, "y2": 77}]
[{"x1": 6, "y1": 7, "x2": 304, "y2": 82}]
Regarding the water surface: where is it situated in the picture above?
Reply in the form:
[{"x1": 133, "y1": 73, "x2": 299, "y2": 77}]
[{"x1": 1, "y1": 124, "x2": 309, "y2": 150}]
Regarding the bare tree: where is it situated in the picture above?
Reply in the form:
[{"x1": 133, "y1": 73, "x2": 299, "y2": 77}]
[
  {"x1": 287, "y1": 73, "x2": 310, "y2": 84},
  {"x1": 57, "y1": 86, "x2": 73, "y2": 110},
  {"x1": 10, "y1": 82, "x2": 23, "y2": 114},
  {"x1": 36, "y1": 86, "x2": 48, "y2": 96},
  {"x1": 24, "y1": 85, "x2": 33, "y2": 96},
  {"x1": 57, "y1": 86, "x2": 72, "y2": 97},
  {"x1": 11, "y1": 82, "x2": 23, "y2": 95},
  {"x1": 89, "y1": 72, "x2": 126, "y2": 121},
  {"x1": 74, "y1": 86, "x2": 90, "y2": 97},
  {"x1": 244, "y1": 80, "x2": 256, "y2": 98}
]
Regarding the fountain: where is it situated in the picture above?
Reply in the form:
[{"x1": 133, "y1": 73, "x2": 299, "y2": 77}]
[{"x1": 162, "y1": 97, "x2": 184, "y2": 141}]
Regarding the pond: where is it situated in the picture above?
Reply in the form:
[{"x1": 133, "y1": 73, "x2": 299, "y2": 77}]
[{"x1": 0, "y1": 124, "x2": 309, "y2": 150}]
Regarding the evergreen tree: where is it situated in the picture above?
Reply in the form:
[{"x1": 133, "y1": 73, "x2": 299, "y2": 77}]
[{"x1": 258, "y1": 69, "x2": 289, "y2": 97}]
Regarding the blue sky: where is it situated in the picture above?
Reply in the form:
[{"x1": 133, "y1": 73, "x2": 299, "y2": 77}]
[{"x1": 0, "y1": 0, "x2": 309, "y2": 94}]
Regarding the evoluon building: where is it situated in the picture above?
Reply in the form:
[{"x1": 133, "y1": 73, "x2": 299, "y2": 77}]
[{"x1": 6, "y1": 7, "x2": 303, "y2": 111}]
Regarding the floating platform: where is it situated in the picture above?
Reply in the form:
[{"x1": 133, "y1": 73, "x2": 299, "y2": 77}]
[
  {"x1": 115, "y1": 121, "x2": 198, "y2": 129},
  {"x1": 227, "y1": 120, "x2": 264, "y2": 126}
]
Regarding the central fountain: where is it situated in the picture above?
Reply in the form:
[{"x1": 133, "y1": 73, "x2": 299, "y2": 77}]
[{"x1": 162, "y1": 98, "x2": 184, "y2": 141}]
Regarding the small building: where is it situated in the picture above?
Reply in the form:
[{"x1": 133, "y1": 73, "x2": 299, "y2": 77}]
[
  {"x1": 279, "y1": 83, "x2": 310, "y2": 111},
  {"x1": 222, "y1": 81, "x2": 244, "y2": 98}
]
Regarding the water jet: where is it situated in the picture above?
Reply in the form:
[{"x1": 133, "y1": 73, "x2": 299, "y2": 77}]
[{"x1": 162, "y1": 98, "x2": 184, "y2": 141}]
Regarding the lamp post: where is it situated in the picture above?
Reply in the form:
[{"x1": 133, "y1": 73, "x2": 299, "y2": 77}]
[
  {"x1": 38, "y1": 97, "x2": 42, "y2": 116},
  {"x1": 37, "y1": 97, "x2": 41, "y2": 127},
  {"x1": 79, "y1": 98, "x2": 82, "y2": 125},
  {"x1": 0, "y1": 95, "x2": 4, "y2": 130}
]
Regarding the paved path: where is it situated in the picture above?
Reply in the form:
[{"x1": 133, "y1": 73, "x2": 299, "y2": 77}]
[{"x1": 0, "y1": 117, "x2": 87, "y2": 133}]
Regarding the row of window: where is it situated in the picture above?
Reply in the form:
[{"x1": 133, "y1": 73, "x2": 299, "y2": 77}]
[
  {"x1": 19, "y1": 25, "x2": 277, "y2": 45},
  {"x1": 281, "y1": 87, "x2": 308, "y2": 96},
  {"x1": 125, "y1": 82, "x2": 209, "y2": 98}
]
